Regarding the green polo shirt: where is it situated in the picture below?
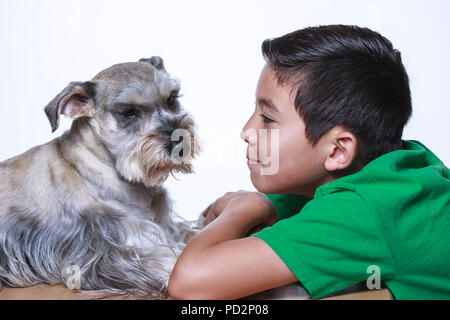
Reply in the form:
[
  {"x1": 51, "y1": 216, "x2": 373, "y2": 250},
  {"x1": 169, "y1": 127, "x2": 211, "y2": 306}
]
[{"x1": 253, "y1": 139, "x2": 450, "y2": 300}]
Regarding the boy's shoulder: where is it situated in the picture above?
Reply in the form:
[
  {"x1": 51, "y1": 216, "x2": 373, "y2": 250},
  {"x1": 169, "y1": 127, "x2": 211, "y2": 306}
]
[{"x1": 315, "y1": 139, "x2": 448, "y2": 199}]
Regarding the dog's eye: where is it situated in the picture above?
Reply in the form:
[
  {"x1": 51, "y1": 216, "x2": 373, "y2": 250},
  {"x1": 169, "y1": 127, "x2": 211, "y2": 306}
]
[
  {"x1": 120, "y1": 108, "x2": 139, "y2": 119},
  {"x1": 167, "y1": 93, "x2": 181, "y2": 107},
  {"x1": 167, "y1": 96, "x2": 175, "y2": 106}
]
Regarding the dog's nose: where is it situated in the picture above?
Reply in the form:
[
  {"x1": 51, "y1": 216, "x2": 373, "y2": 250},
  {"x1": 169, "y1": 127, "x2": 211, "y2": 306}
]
[
  {"x1": 159, "y1": 115, "x2": 194, "y2": 159},
  {"x1": 165, "y1": 136, "x2": 184, "y2": 157}
]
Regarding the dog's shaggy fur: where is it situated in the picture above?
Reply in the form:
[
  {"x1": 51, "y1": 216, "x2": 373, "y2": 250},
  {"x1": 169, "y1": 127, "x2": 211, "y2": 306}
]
[{"x1": 0, "y1": 57, "x2": 201, "y2": 299}]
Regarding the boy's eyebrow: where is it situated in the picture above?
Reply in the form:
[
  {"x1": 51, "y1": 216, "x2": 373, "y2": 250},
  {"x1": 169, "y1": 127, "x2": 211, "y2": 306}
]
[{"x1": 257, "y1": 98, "x2": 280, "y2": 113}]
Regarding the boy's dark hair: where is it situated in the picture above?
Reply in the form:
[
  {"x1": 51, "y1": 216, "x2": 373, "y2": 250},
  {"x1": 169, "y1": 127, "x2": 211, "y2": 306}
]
[{"x1": 262, "y1": 24, "x2": 412, "y2": 167}]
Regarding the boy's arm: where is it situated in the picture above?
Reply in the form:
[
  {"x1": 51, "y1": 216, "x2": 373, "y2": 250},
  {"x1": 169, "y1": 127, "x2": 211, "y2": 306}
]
[{"x1": 168, "y1": 196, "x2": 298, "y2": 300}]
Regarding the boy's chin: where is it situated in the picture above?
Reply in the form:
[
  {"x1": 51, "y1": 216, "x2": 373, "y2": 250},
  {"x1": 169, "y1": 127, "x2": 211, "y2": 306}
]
[
  {"x1": 250, "y1": 173, "x2": 282, "y2": 194},
  {"x1": 250, "y1": 173, "x2": 313, "y2": 196}
]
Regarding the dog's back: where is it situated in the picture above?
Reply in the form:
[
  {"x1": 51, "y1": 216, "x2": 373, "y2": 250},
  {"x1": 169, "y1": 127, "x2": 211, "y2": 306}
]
[
  {"x1": 0, "y1": 138, "x2": 86, "y2": 219},
  {"x1": 1, "y1": 141, "x2": 56, "y2": 215}
]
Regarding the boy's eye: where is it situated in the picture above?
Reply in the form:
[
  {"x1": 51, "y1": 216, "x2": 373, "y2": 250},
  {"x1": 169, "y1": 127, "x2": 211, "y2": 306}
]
[
  {"x1": 260, "y1": 114, "x2": 274, "y2": 123},
  {"x1": 120, "y1": 108, "x2": 139, "y2": 119}
]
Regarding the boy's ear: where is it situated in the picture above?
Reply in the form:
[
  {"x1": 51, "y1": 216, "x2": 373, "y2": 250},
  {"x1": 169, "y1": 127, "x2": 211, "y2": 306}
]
[
  {"x1": 44, "y1": 81, "x2": 97, "y2": 133},
  {"x1": 324, "y1": 132, "x2": 359, "y2": 172}
]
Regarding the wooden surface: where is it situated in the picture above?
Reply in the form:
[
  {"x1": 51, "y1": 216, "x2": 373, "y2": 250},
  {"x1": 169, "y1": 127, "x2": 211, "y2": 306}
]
[
  {"x1": 0, "y1": 284, "x2": 135, "y2": 300},
  {"x1": 0, "y1": 283, "x2": 391, "y2": 300}
]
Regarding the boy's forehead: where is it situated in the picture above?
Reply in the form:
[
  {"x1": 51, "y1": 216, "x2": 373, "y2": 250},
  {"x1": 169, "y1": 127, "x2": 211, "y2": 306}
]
[
  {"x1": 256, "y1": 65, "x2": 296, "y2": 114},
  {"x1": 257, "y1": 64, "x2": 278, "y2": 87},
  {"x1": 256, "y1": 97, "x2": 280, "y2": 113}
]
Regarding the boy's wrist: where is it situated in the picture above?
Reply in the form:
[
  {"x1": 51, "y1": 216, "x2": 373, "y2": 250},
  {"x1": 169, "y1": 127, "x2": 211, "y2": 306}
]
[
  {"x1": 224, "y1": 196, "x2": 277, "y2": 233},
  {"x1": 203, "y1": 206, "x2": 253, "y2": 237},
  {"x1": 200, "y1": 192, "x2": 278, "y2": 241}
]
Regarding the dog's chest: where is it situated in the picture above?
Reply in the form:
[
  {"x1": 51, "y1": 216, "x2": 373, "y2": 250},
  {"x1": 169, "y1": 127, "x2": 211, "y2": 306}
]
[{"x1": 97, "y1": 183, "x2": 170, "y2": 222}]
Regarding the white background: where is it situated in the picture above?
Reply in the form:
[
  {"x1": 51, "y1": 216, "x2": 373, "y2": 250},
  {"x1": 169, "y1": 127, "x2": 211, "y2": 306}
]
[{"x1": 1, "y1": 0, "x2": 449, "y2": 220}]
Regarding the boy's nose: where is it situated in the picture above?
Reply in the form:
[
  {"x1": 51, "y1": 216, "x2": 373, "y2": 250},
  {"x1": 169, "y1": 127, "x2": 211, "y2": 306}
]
[
  {"x1": 240, "y1": 128, "x2": 257, "y2": 145},
  {"x1": 240, "y1": 128, "x2": 247, "y2": 143}
]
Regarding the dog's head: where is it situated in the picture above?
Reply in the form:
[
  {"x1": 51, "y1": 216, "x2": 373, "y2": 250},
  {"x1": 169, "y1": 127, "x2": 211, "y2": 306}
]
[{"x1": 44, "y1": 56, "x2": 200, "y2": 187}]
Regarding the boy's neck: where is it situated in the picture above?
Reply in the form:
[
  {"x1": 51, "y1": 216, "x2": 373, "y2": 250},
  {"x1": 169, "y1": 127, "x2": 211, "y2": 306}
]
[{"x1": 311, "y1": 159, "x2": 365, "y2": 197}]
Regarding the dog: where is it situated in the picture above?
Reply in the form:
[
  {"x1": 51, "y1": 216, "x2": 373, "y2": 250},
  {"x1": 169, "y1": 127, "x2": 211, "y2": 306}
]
[{"x1": 0, "y1": 56, "x2": 201, "y2": 299}]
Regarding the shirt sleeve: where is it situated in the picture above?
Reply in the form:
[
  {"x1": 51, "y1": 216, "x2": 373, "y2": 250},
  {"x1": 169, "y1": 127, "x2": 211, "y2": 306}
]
[
  {"x1": 255, "y1": 188, "x2": 395, "y2": 299},
  {"x1": 264, "y1": 193, "x2": 312, "y2": 220}
]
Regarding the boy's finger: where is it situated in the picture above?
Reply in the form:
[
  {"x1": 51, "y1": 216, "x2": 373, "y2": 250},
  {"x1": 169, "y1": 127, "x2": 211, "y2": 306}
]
[
  {"x1": 201, "y1": 203, "x2": 213, "y2": 217},
  {"x1": 204, "y1": 212, "x2": 215, "y2": 226},
  {"x1": 204, "y1": 208, "x2": 220, "y2": 226}
]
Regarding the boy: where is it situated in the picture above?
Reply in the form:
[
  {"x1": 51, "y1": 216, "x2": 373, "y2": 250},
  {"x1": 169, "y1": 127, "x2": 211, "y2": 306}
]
[{"x1": 168, "y1": 25, "x2": 450, "y2": 300}]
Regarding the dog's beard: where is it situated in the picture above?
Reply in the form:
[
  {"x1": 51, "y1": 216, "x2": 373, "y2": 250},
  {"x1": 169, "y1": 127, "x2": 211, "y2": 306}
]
[
  {"x1": 137, "y1": 134, "x2": 197, "y2": 186},
  {"x1": 115, "y1": 132, "x2": 200, "y2": 187}
]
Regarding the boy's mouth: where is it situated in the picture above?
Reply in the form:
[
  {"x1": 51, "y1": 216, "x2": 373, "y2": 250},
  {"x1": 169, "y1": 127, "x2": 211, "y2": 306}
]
[
  {"x1": 246, "y1": 148, "x2": 276, "y2": 168},
  {"x1": 246, "y1": 151, "x2": 261, "y2": 166},
  {"x1": 247, "y1": 157, "x2": 259, "y2": 166},
  {"x1": 246, "y1": 154, "x2": 274, "y2": 168}
]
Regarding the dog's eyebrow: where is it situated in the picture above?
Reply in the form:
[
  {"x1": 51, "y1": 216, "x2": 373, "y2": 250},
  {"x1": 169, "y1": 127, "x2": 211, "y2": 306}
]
[
  {"x1": 257, "y1": 98, "x2": 280, "y2": 113},
  {"x1": 113, "y1": 85, "x2": 158, "y2": 109},
  {"x1": 113, "y1": 102, "x2": 153, "y2": 110}
]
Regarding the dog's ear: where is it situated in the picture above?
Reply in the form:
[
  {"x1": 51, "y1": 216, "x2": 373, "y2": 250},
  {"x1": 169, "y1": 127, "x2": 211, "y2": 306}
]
[
  {"x1": 44, "y1": 81, "x2": 97, "y2": 133},
  {"x1": 139, "y1": 56, "x2": 165, "y2": 71}
]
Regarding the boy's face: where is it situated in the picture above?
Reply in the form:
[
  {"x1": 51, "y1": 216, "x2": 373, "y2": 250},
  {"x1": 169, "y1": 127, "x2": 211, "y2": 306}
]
[{"x1": 241, "y1": 64, "x2": 355, "y2": 197}]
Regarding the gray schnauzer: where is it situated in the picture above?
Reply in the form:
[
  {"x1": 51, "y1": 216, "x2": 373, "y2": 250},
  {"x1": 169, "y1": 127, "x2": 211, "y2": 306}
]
[{"x1": 0, "y1": 56, "x2": 201, "y2": 298}]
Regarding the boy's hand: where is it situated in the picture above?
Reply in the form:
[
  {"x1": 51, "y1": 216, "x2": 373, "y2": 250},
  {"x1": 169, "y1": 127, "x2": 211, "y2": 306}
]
[{"x1": 201, "y1": 190, "x2": 278, "y2": 233}]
